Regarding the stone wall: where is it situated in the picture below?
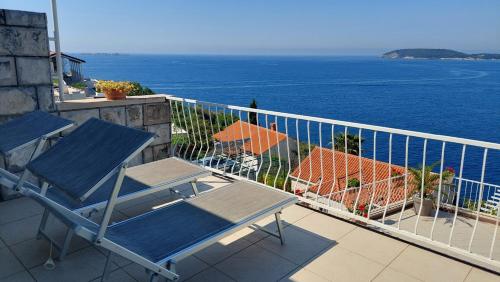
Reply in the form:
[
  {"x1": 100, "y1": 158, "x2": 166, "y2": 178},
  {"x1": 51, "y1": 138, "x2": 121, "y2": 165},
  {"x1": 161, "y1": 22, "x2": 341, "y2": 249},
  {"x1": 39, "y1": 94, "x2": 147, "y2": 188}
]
[
  {"x1": 0, "y1": 10, "x2": 173, "y2": 201},
  {"x1": 56, "y1": 96, "x2": 172, "y2": 166},
  {"x1": 0, "y1": 9, "x2": 54, "y2": 123}
]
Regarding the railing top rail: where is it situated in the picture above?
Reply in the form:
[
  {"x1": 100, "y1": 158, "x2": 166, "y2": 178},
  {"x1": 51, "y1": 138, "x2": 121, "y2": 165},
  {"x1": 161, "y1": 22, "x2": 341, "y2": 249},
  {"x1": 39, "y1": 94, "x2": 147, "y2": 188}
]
[
  {"x1": 168, "y1": 96, "x2": 500, "y2": 150},
  {"x1": 456, "y1": 177, "x2": 500, "y2": 188}
]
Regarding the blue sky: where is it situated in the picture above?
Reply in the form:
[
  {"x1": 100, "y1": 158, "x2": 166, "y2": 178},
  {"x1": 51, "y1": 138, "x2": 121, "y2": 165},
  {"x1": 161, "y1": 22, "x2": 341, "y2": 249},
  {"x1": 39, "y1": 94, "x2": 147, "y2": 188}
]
[{"x1": 2, "y1": 0, "x2": 499, "y2": 55}]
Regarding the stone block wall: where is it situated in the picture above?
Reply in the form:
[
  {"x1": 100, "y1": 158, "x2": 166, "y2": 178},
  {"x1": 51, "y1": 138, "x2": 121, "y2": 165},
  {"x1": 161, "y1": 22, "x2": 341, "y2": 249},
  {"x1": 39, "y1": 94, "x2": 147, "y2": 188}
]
[
  {"x1": 0, "y1": 9, "x2": 54, "y2": 123},
  {"x1": 0, "y1": 10, "x2": 173, "y2": 201},
  {"x1": 56, "y1": 96, "x2": 172, "y2": 167}
]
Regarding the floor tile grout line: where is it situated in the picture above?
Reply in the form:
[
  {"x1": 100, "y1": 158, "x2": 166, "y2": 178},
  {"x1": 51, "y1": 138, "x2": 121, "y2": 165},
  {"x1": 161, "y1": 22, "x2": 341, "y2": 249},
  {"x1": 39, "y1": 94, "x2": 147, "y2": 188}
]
[
  {"x1": 202, "y1": 211, "x2": 337, "y2": 274},
  {"x1": 0, "y1": 212, "x2": 42, "y2": 229},
  {"x1": 334, "y1": 225, "x2": 358, "y2": 241},
  {"x1": 275, "y1": 241, "x2": 338, "y2": 282},
  {"x1": 369, "y1": 244, "x2": 414, "y2": 282},
  {"x1": 87, "y1": 266, "x2": 139, "y2": 282},
  {"x1": 212, "y1": 264, "x2": 239, "y2": 282},
  {"x1": 1, "y1": 239, "x2": 34, "y2": 281},
  {"x1": 194, "y1": 236, "x2": 260, "y2": 267},
  {"x1": 256, "y1": 229, "x2": 336, "y2": 268},
  {"x1": 462, "y1": 267, "x2": 474, "y2": 282}
]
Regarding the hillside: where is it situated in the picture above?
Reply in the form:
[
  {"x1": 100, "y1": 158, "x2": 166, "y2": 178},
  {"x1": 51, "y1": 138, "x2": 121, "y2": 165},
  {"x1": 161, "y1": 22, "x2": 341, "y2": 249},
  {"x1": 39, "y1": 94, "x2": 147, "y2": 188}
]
[{"x1": 382, "y1": 49, "x2": 500, "y2": 60}]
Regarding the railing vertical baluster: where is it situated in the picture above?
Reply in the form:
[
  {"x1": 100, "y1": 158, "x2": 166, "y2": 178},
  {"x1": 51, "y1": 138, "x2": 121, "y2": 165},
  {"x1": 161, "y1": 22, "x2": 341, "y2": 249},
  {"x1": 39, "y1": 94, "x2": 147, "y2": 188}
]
[
  {"x1": 265, "y1": 115, "x2": 272, "y2": 185},
  {"x1": 214, "y1": 106, "x2": 223, "y2": 169},
  {"x1": 238, "y1": 111, "x2": 246, "y2": 177},
  {"x1": 207, "y1": 106, "x2": 217, "y2": 168},
  {"x1": 328, "y1": 124, "x2": 337, "y2": 207},
  {"x1": 352, "y1": 129, "x2": 363, "y2": 216},
  {"x1": 222, "y1": 108, "x2": 230, "y2": 173},
  {"x1": 181, "y1": 101, "x2": 191, "y2": 160},
  {"x1": 489, "y1": 192, "x2": 500, "y2": 259},
  {"x1": 255, "y1": 113, "x2": 264, "y2": 182},
  {"x1": 340, "y1": 127, "x2": 349, "y2": 206},
  {"x1": 414, "y1": 138, "x2": 428, "y2": 234},
  {"x1": 201, "y1": 105, "x2": 210, "y2": 161},
  {"x1": 430, "y1": 142, "x2": 446, "y2": 239},
  {"x1": 367, "y1": 131, "x2": 377, "y2": 218},
  {"x1": 316, "y1": 123, "x2": 324, "y2": 201},
  {"x1": 468, "y1": 148, "x2": 488, "y2": 252},
  {"x1": 273, "y1": 116, "x2": 282, "y2": 188},
  {"x1": 174, "y1": 101, "x2": 185, "y2": 158},
  {"x1": 397, "y1": 136, "x2": 410, "y2": 229},
  {"x1": 382, "y1": 133, "x2": 393, "y2": 223},
  {"x1": 229, "y1": 109, "x2": 238, "y2": 174},
  {"x1": 467, "y1": 180, "x2": 474, "y2": 209},
  {"x1": 283, "y1": 117, "x2": 292, "y2": 191},
  {"x1": 449, "y1": 145, "x2": 466, "y2": 246},
  {"x1": 246, "y1": 111, "x2": 254, "y2": 179},
  {"x1": 187, "y1": 102, "x2": 197, "y2": 161},
  {"x1": 293, "y1": 119, "x2": 302, "y2": 195},
  {"x1": 305, "y1": 121, "x2": 313, "y2": 193},
  {"x1": 195, "y1": 103, "x2": 203, "y2": 160},
  {"x1": 168, "y1": 99, "x2": 176, "y2": 156}
]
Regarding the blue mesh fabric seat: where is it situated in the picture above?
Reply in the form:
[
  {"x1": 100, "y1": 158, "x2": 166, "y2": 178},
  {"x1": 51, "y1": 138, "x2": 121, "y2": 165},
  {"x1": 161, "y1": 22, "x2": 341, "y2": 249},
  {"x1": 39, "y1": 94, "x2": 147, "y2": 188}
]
[
  {"x1": 27, "y1": 118, "x2": 155, "y2": 200},
  {"x1": 104, "y1": 181, "x2": 296, "y2": 262},
  {"x1": 0, "y1": 111, "x2": 72, "y2": 155}
]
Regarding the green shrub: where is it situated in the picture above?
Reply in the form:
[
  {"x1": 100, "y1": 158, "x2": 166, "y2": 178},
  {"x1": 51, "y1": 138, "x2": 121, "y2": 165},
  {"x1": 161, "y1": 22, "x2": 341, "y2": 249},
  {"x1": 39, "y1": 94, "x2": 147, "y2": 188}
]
[{"x1": 127, "y1": 82, "x2": 155, "y2": 96}]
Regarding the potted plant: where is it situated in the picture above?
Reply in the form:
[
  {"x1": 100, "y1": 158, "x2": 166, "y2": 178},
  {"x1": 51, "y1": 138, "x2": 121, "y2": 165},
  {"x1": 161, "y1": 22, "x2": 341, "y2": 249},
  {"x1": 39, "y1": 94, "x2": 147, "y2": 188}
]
[
  {"x1": 443, "y1": 167, "x2": 455, "y2": 184},
  {"x1": 409, "y1": 161, "x2": 454, "y2": 216},
  {"x1": 95, "y1": 80, "x2": 133, "y2": 100}
]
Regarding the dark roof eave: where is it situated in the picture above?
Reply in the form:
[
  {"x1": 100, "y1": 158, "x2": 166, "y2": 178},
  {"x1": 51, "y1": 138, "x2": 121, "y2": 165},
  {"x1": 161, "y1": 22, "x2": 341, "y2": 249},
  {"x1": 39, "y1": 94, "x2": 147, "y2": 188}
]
[{"x1": 49, "y1": 52, "x2": 86, "y2": 63}]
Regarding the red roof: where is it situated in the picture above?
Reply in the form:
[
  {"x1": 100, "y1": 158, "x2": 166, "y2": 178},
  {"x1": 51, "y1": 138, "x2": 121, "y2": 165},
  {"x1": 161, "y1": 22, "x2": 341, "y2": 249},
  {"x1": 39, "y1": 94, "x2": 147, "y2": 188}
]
[
  {"x1": 213, "y1": 121, "x2": 287, "y2": 156},
  {"x1": 291, "y1": 147, "x2": 415, "y2": 211}
]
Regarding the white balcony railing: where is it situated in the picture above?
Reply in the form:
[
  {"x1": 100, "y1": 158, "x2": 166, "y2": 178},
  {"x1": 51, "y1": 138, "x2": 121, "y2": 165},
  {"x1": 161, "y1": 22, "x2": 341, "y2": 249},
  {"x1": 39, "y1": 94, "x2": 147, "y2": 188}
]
[{"x1": 168, "y1": 96, "x2": 500, "y2": 271}]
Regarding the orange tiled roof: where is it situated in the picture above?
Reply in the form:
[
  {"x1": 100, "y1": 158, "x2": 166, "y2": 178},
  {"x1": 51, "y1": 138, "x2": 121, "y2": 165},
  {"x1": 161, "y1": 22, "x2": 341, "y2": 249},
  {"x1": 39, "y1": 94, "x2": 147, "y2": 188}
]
[
  {"x1": 213, "y1": 121, "x2": 287, "y2": 156},
  {"x1": 291, "y1": 147, "x2": 415, "y2": 211}
]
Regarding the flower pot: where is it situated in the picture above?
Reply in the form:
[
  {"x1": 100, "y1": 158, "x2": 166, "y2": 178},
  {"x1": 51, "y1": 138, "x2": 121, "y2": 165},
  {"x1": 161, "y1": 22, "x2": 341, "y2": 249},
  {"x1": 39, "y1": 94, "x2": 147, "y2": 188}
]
[
  {"x1": 443, "y1": 174, "x2": 455, "y2": 185},
  {"x1": 413, "y1": 197, "x2": 434, "y2": 216},
  {"x1": 104, "y1": 89, "x2": 127, "y2": 100}
]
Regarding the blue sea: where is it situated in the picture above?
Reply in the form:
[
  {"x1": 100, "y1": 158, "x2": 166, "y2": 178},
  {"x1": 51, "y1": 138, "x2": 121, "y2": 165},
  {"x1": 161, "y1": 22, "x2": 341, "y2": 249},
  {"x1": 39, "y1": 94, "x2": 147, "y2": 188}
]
[{"x1": 79, "y1": 55, "x2": 500, "y2": 187}]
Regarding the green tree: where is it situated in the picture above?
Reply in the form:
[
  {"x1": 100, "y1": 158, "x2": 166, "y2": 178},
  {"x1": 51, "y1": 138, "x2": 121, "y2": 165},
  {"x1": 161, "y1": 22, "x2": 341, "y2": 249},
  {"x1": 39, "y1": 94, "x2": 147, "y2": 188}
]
[
  {"x1": 249, "y1": 99, "x2": 258, "y2": 125},
  {"x1": 334, "y1": 133, "x2": 364, "y2": 155}
]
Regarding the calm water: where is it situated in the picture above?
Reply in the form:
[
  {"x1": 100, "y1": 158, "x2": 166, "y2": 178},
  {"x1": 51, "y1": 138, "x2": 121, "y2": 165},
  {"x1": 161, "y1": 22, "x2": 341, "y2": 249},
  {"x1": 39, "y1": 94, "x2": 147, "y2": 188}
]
[{"x1": 80, "y1": 55, "x2": 500, "y2": 186}]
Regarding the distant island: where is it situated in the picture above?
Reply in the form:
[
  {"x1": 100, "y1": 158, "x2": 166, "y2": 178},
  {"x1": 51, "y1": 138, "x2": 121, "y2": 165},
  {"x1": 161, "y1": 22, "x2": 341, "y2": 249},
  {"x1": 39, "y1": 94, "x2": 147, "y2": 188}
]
[{"x1": 382, "y1": 49, "x2": 500, "y2": 60}]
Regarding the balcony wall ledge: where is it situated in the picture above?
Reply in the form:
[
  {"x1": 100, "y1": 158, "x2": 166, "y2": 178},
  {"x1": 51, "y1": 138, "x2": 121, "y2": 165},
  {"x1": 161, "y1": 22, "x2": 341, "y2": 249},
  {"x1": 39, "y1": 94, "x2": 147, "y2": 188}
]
[{"x1": 56, "y1": 94, "x2": 173, "y2": 111}]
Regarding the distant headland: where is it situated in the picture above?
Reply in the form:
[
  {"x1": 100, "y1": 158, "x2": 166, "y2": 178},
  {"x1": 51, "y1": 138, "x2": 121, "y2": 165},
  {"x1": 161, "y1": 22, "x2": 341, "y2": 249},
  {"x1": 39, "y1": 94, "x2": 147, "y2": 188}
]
[{"x1": 382, "y1": 49, "x2": 500, "y2": 60}]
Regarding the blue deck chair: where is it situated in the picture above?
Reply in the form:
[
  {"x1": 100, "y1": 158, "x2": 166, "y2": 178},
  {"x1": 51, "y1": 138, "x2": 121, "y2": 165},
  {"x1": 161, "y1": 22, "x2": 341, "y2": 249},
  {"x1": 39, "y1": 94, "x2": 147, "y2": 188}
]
[
  {"x1": 0, "y1": 111, "x2": 73, "y2": 195},
  {"x1": 20, "y1": 118, "x2": 297, "y2": 281},
  {"x1": 12, "y1": 118, "x2": 210, "y2": 259}
]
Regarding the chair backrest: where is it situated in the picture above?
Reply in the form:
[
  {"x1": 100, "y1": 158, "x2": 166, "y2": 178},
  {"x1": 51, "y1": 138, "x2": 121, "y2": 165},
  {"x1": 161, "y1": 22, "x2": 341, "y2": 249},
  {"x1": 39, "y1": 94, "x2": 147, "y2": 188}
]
[
  {"x1": 0, "y1": 111, "x2": 73, "y2": 155},
  {"x1": 27, "y1": 118, "x2": 155, "y2": 201}
]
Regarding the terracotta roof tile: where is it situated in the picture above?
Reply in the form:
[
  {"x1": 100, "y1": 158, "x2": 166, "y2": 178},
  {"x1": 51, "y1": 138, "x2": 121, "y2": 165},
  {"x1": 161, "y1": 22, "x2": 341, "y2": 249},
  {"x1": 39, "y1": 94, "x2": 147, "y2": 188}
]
[
  {"x1": 213, "y1": 121, "x2": 287, "y2": 156},
  {"x1": 291, "y1": 147, "x2": 415, "y2": 211}
]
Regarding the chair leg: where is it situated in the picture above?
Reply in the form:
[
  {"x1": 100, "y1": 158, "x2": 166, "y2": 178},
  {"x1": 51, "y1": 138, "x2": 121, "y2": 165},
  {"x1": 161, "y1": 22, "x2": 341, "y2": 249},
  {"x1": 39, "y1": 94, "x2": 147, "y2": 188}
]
[
  {"x1": 58, "y1": 228, "x2": 74, "y2": 260},
  {"x1": 149, "y1": 273, "x2": 159, "y2": 282},
  {"x1": 166, "y1": 260, "x2": 176, "y2": 273},
  {"x1": 101, "y1": 251, "x2": 114, "y2": 282},
  {"x1": 275, "y1": 212, "x2": 285, "y2": 245},
  {"x1": 190, "y1": 181, "x2": 199, "y2": 196},
  {"x1": 37, "y1": 209, "x2": 50, "y2": 240}
]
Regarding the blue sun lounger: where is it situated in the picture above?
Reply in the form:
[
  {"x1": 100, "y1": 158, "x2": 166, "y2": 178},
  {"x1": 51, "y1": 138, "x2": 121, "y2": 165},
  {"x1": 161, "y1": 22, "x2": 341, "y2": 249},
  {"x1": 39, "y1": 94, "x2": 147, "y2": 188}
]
[
  {"x1": 19, "y1": 118, "x2": 297, "y2": 281},
  {"x1": 3, "y1": 115, "x2": 210, "y2": 259},
  {"x1": 0, "y1": 111, "x2": 73, "y2": 197}
]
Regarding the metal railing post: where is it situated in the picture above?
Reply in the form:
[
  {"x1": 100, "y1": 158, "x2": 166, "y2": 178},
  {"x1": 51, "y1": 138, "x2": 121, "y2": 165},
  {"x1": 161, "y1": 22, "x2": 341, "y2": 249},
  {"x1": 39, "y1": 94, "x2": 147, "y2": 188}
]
[{"x1": 51, "y1": 0, "x2": 64, "y2": 102}]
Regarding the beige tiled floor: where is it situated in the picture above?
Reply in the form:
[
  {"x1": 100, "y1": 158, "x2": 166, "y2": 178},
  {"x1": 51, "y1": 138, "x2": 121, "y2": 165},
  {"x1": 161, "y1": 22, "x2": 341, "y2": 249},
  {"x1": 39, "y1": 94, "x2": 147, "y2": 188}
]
[
  {"x1": 383, "y1": 208, "x2": 500, "y2": 261},
  {"x1": 0, "y1": 175, "x2": 498, "y2": 282}
]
